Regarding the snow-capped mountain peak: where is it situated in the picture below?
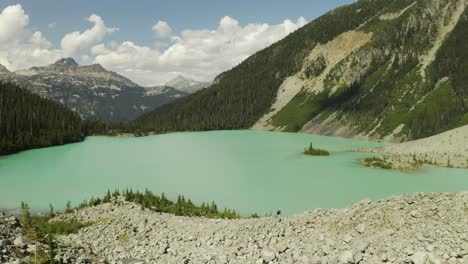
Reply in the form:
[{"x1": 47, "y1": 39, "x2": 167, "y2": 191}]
[
  {"x1": 165, "y1": 75, "x2": 210, "y2": 94},
  {"x1": 0, "y1": 64, "x2": 11, "y2": 74}
]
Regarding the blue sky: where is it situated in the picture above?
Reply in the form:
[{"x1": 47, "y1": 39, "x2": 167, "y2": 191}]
[
  {"x1": 1, "y1": 0, "x2": 356, "y2": 46},
  {"x1": 0, "y1": 0, "x2": 356, "y2": 85}
]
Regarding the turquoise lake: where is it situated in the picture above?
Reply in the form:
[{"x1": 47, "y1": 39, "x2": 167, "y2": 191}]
[{"x1": 1, "y1": 130, "x2": 467, "y2": 216}]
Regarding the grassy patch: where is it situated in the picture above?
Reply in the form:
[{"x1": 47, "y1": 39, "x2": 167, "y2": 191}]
[{"x1": 271, "y1": 89, "x2": 327, "y2": 132}]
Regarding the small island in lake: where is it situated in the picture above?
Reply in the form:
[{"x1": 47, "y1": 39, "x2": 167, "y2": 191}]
[{"x1": 303, "y1": 143, "x2": 330, "y2": 156}]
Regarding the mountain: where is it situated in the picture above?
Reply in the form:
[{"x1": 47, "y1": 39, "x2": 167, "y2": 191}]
[
  {"x1": 135, "y1": 0, "x2": 468, "y2": 142},
  {"x1": 165, "y1": 75, "x2": 211, "y2": 94},
  {"x1": 0, "y1": 58, "x2": 187, "y2": 122},
  {"x1": 144, "y1": 85, "x2": 188, "y2": 97},
  {"x1": 0, "y1": 64, "x2": 10, "y2": 75},
  {"x1": 0, "y1": 82, "x2": 84, "y2": 155}
]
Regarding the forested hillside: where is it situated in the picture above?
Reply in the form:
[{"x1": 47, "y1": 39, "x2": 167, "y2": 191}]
[
  {"x1": 134, "y1": 0, "x2": 406, "y2": 133},
  {"x1": 0, "y1": 82, "x2": 84, "y2": 155},
  {"x1": 134, "y1": 0, "x2": 468, "y2": 142}
]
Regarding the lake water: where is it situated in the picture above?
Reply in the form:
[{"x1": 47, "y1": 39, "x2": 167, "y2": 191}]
[{"x1": 1, "y1": 130, "x2": 467, "y2": 216}]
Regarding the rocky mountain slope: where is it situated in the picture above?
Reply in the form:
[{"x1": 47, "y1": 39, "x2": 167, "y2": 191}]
[
  {"x1": 0, "y1": 58, "x2": 187, "y2": 122},
  {"x1": 135, "y1": 0, "x2": 468, "y2": 142},
  {"x1": 165, "y1": 75, "x2": 211, "y2": 94},
  {"x1": 3, "y1": 192, "x2": 468, "y2": 263}
]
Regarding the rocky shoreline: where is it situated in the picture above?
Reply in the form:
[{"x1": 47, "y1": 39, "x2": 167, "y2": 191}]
[
  {"x1": 371, "y1": 125, "x2": 468, "y2": 170},
  {"x1": 2, "y1": 192, "x2": 468, "y2": 263}
]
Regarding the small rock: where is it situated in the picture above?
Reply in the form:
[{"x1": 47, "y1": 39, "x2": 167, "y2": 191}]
[
  {"x1": 26, "y1": 244, "x2": 36, "y2": 253},
  {"x1": 411, "y1": 211, "x2": 421, "y2": 218},
  {"x1": 276, "y1": 242, "x2": 289, "y2": 254},
  {"x1": 309, "y1": 255, "x2": 322, "y2": 264},
  {"x1": 411, "y1": 251, "x2": 428, "y2": 264},
  {"x1": 428, "y1": 253, "x2": 442, "y2": 264},
  {"x1": 360, "y1": 198, "x2": 372, "y2": 205},
  {"x1": 13, "y1": 236, "x2": 27, "y2": 246},
  {"x1": 355, "y1": 223, "x2": 366, "y2": 234},
  {"x1": 381, "y1": 253, "x2": 388, "y2": 262},
  {"x1": 339, "y1": 250, "x2": 354, "y2": 264},
  {"x1": 261, "y1": 249, "x2": 276, "y2": 262},
  {"x1": 426, "y1": 245, "x2": 434, "y2": 252},
  {"x1": 343, "y1": 234, "x2": 353, "y2": 243}
]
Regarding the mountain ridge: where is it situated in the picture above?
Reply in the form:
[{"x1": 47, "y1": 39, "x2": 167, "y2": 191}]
[
  {"x1": 134, "y1": 0, "x2": 468, "y2": 142},
  {"x1": 0, "y1": 59, "x2": 187, "y2": 122}
]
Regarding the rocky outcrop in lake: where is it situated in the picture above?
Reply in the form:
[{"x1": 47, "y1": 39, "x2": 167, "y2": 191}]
[{"x1": 3, "y1": 192, "x2": 468, "y2": 263}]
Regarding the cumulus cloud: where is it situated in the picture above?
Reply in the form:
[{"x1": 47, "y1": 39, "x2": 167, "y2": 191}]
[
  {"x1": 0, "y1": 4, "x2": 308, "y2": 86},
  {"x1": 152, "y1": 21, "x2": 173, "y2": 38},
  {"x1": 95, "y1": 16, "x2": 308, "y2": 85},
  {"x1": 0, "y1": 4, "x2": 62, "y2": 70},
  {"x1": 61, "y1": 14, "x2": 118, "y2": 56},
  {"x1": 0, "y1": 4, "x2": 29, "y2": 46}
]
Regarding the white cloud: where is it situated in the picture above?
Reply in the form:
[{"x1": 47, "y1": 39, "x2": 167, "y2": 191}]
[
  {"x1": 0, "y1": 4, "x2": 29, "y2": 46},
  {"x1": 61, "y1": 14, "x2": 118, "y2": 56},
  {"x1": 152, "y1": 20, "x2": 172, "y2": 38},
  {"x1": 94, "y1": 16, "x2": 308, "y2": 85},
  {"x1": 0, "y1": 4, "x2": 62, "y2": 70},
  {"x1": 0, "y1": 4, "x2": 308, "y2": 86}
]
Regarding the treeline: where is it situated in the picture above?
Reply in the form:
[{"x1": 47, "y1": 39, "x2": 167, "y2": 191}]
[
  {"x1": 77, "y1": 189, "x2": 240, "y2": 219},
  {"x1": 0, "y1": 82, "x2": 84, "y2": 155},
  {"x1": 0, "y1": 82, "x2": 136, "y2": 154},
  {"x1": 82, "y1": 119, "x2": 129, "y2": 135}
]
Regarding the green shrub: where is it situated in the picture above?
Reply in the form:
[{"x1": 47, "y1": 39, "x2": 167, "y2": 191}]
[
  {"x1": 363, "y1": 157, "x2": 393, "y2": 169},
  {"x1": 303, "y1": 143, "x2": 330, "y2": 156},
  {"x1": 121, "y1": 189, "x2": 240, "y2": 219}
]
